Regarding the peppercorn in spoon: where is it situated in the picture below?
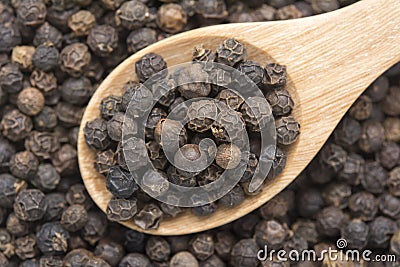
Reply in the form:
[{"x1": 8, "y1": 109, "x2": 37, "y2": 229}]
[{"x1": 78, "y1": 0, "x2": 400, "y2": 235}]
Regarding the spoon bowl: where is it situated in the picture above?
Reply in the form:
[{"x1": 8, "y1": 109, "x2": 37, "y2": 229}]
[{"x1": 78, "y1": 0, "x2": 400, "y2": 235}]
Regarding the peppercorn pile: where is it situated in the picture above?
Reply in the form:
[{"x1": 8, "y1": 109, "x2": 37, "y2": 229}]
[
  {"x1": 0, "y1": 0, "x2": 398, "y2": 266},
  {"x1": 84, "y1": 38, "x2": 300, "y2": 229}
]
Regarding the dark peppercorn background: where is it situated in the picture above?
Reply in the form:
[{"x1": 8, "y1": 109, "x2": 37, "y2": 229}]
[{"x1": 1, "y1": 0, "x2": 400, "y2": 266}]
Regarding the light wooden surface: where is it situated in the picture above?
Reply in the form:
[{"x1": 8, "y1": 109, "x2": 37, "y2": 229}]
[{"x1": 78, "y1": 0, "x2": 400, "y2": 235}]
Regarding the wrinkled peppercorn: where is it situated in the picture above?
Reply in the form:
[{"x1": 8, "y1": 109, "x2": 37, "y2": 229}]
[
  {"x1": 87, "y1": 25, "x2": 118, "y2": 57},
  {"x1": 0, "y1": 63, "x2": 23, "y2": 94},
  {"x1": 32, "y1": 43, "x2": 59, "y2": 71},
  {"x1": 14, "y1": 189, "x2": 47, "y2": 222},
  {"x1": 0, "y1": 23, "x2": 21, "y2": 53},
  {"x1": 157, "y1": 4, "x2": 187, "y2": 33}
]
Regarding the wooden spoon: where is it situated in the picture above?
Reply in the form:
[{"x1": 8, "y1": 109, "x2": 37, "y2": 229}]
[{"x1": 78, "y1": 0, "x2": 400, "y2": 235}]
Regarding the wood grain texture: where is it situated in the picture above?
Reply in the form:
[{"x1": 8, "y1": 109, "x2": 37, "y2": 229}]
[{"x1": 78, "y1": 0, "x2": 400, "y2": 235}]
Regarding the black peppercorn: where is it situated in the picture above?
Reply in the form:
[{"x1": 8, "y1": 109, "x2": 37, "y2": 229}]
[
  {"x1": 0, "y1": 63, "x2": 23, "y2": 94},
  {"x1": 316, "y1": 206, "x2": 346, "y2": 237},
  {"x1": 33, "y1": 107, "x2": 58, "y2": 131},
  {"x1": 348, "y1": 191, "x2": 377, "y2": 221},
  {"x1": 81, "y1": 211, "x2": 107, "y2": 246},
  {"x1": 36, "y1": 222, "x2": 70, "y2": 255},
  {"x1": 265, "y1": 88, "x2": 294, "y2": 116},
  {"x1": 106, "y1": 197, "x2": 138, "y2": 222},
  {"x1": 189, "y1": 233, "x2": 214, "y2": 261},
  {"x1": 14, "y1": 189, "x2": 47, "y2": 222},
  {"x1": 43, "y1": 193, "x2": 67, "y2": 222},
  {"x1": 241, "y1": 96, "x2": 273, "y2": 132},
  {"x1": 100, "y1": 95, "x2": 122, "y2": 120},
  {"x1": 135, "y1": 52, "x2": 167, "y2": 83},
  {"x1": 119, "y1": 253, "x2": 152, "y2": 267},
  {"x1": 134, "y1": 204, "x2": 163, "y2": 230},
  {"x1": 192, "y1": 203, "x2": 217, "y2": 217},
  {"x1": 378, "y1": 194, "x2": 400, "y2": 220},
  {"x1": 177, "y1": 64, "x2": 211, "y2": 99},
  {"x1": 275, "y1": 115, "x2": 300, "y2": 145},
  {"x1": 0, "y1": 174, "x2": 27, "y2": 209},
  {"x1": 321, "y1": 182, "x2": 351, "y2": 208},
  {"x1": 219, "y1": 185, "x2": 245, "y2": 207},
  {"x1": 340, "y1": 219, "x2": 369, "y2": 250},
  {"x1": 377, "y1": 141, "x2": 400, "y2": 170},
  {"x1": 196, "y1": 0, "x2": 228, "y2": 24},
  {"x1": 61, "y1": 77, "x2": 93, "y2": 105},
  {"x1": 25, "y1": 131, "x2": 60, "y2": 160},
  {"x1": 368, "y1": 216, "x2": 397, "y2": 248},
  {"x1": 127, "y1": 28, "x2": 157, "y2": 54},
  {"x1": 230, "y1": 239, "x2": 259, "y2": 267},
  {"x1": 145, "y1": 236, "x2": 171, "y2": 262},
  {"x1": 106, "y1": 166, "x2": 138, "y2": 198},
  {"x1": 32, "y1": 164, "x2": 61, "y2": 192},
  {"x1": 32, "y1": 43, "x2": 60, "y2": 71},
  {"x1": 33, "y1": 22, "x2": 63, "y2": 49},
  {"x1": 121, "y1": 81, "x2": 154, "y2": 115},
  {"x1": 259, "y1": 190, "x2": 294, "y2": 220},
  {"x1": 84, "y1": 118, "x2": 111, "y2": 150},
  {"x1": 0, "y1": 22, "x2": 21, "y2": 53},
  {"x1": 115, "y1": 1, "x2": 150, "y2": 30},
  {"x1": 361, "y1": 161, "x2": 387, "y2": 194}
]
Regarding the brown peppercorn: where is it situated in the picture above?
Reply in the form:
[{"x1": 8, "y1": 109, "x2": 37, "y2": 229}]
[
  {"x1": 1, "y1": 109, "x2": 33, "y2": 142},
  {"x1": 216, "y1": 38, "x2": 246, "y2": 67},
  {"x1": 216, "y1": 89, "x2": 244, "y2": 110},
  {"x1": 15, "y1": 234, "x2": 37, "y2": 260},
  {"x1": 94, "y1": 149, "x2": 115, "y2": 175},
  {"x1": 59, "y1": 43, "x2": 91, "y2": 77},
  {"x1": 17, "y1": 87, "x2": 45, "y2": 116},
  {"x1": 170, "y1": 251, "x2": 199, "y2": 267},
  {"x1": 51, "y1": 144, "x2": 78, "y2": 175},
  {"x1": 255, "y1": 220, "x2": 288, "y2": 249},
  {"x1": 215, "y1": 143, "x2": 242, "y2": 169},
  {"x1": 115, "y1": 0, "x2": 150, "y2": 30},
  {"x1": 56, "y1": 102, "x2": 85, "y2": 127},
  {"x1": 25, "y1": 131, "x2": 60, "y2": 160},
  {"x1": 265, "y1": 63, "x2": 287, "y2": 89},
  {"x1": 322, "y1": 182, "x2": 351, "y2": 208},
  {"x1": 157, "y1": 4, "x2": 187, "y2": 33},
  {"x1": 349, "y1": 95, "x2": 372, "y2": 120},
  {"x1": 384, "y1": 117, "x2": 400, "y2": 142},
  {"x1": 310, "y1": 0, "x2": 340, "y2": 14},
  {"x1": 259, "y1": 190, "x2": 294, "y2": 220},
  {"x1": 68, "y1": 10, "x2": 96, "y2": 36},
  {"x1": 388, "y1": 167, "x2": 400, "y2": 197},
  {"x1": 275, "y1": 4, "x2": 303, "y2": 20},
  {"x1": 61, "y1": 205, "x2": 88, "y2": 232},
  {"x1": 382, "y1": 86, "x2": 400, "y2": 116},
  {"x1": 11, "y1": 46, "x2": 35, "y2": 71},
  {"x1": 29, "y1": 69, "x2": 58, "y2": 96},
  {"x1": 195, "y1": 0, "x2": 228, "y2": 24},
  {"x1": 358, "y1": 120, "x2": 385, "y2": 153},
  {"x1": 9, "y1": 151, "x2": 39, "y2": 181},
  {"x1": 154, "y1": 118, "x2": 187, "y2": 148},
  {"x1": 87, "y1": 25, "x2": 118, "y2": 57}
]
